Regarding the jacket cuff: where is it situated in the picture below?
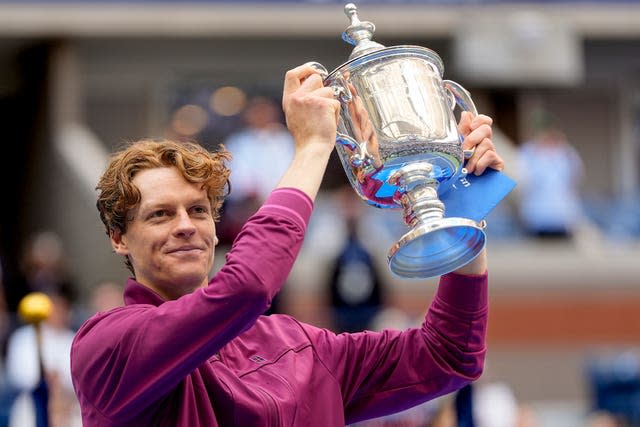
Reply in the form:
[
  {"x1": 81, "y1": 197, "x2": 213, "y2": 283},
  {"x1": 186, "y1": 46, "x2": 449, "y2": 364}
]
[{"x1": 436, "y1": 271, "x2": 488, "y2": 313}]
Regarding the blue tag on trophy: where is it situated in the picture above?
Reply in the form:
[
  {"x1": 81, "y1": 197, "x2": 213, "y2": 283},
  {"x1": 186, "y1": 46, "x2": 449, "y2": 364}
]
[{"x1": 440, "y1": 169, "x2": 517, "y2": 222}]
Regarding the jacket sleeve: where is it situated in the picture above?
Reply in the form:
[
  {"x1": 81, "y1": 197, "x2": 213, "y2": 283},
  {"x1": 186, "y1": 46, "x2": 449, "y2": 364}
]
[
  {"x1": 301, "y1": 271, "x2": 488, "y2": 424},
  {"x1": 70, "y1": 188, "x2": 312, "y2": 422}
]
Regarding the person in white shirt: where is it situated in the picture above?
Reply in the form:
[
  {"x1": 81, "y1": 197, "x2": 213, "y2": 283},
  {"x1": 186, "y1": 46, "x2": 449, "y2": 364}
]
[{"x1": 6, "y1": 292, "x2": 81, "y2": 427}]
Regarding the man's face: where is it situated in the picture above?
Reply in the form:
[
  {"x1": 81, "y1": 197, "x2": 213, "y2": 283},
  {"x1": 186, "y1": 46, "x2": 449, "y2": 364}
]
[{"x1": 110, "y1": 167, "x2": 217, "y2": 300}]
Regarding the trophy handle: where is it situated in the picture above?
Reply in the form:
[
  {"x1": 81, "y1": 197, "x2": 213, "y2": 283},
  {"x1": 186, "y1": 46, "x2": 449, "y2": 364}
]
[
  {"x1": 443, "y1": 79, "x2": 478, "y2": 116},
  {"x1": 307, "y1": 61, "x2": 352, "y2": 104},
  {"x1": 307, "y1": 61, "x2": 329, "y2": 78},
  {"x1": 307, "y1": 62, "x2": 365, "y2": 167},
  {"x1": 444, "y1": 79, "x2": 478, "y2": 161}
]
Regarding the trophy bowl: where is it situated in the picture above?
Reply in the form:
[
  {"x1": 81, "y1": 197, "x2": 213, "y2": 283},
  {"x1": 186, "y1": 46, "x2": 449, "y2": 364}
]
[{"x1": 313, "y1": 3, "x2": 486, "y2": 279}]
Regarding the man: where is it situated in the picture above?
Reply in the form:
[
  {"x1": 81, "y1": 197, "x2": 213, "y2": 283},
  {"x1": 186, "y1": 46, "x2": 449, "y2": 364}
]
[
  {"x1": 516, "y1": 116, "x2": 584, "y2": 239},
  {"x1": 71, "y1": 62, "x2": 502, "y2": 426}
]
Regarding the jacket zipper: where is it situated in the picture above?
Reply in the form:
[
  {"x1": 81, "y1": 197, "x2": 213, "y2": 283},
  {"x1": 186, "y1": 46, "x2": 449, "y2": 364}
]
[{"x1": 256, "y1": 386, "x2": 281, "y2": 426}]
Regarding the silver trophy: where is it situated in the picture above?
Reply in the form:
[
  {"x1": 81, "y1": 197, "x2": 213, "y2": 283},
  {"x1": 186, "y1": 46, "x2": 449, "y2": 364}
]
[{"x1": 313, "y1": 3, "x2": 487, "y2": 279}]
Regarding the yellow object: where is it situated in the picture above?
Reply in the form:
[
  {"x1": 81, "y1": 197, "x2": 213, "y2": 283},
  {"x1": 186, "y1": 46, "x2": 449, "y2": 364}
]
[{"x1": 18, "y1": 292, "x2": 53, "y2": 324}]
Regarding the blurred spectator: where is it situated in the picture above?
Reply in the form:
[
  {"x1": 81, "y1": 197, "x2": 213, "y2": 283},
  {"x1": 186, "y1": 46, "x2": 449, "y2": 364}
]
[
  {"x1": 585, "y1": 411, "x2": 625, "y2": 427},
  {"x1": 216, "y1": 96, "x2": 295, "y2": 315},
  {"x1": 587, "y1": 351, "x2": 640, "y2": 425},
  {"x1": 516, "y1": 113, "x2": 584, "y2": 239},
  {"x1": 472, "y1": 381, "x2": 519, "y2": 427},
  {"x1": 218, "y1": 96, "x2": 295, "y2": 245},
  {"x1": 71, "y1": 280, "x2": 124, "y2": 330},
  {"x1": 327, "y1": 186, "x2": 385, "y2": 333},
  {"x1": 454, "y1": 383, "x2": 475, "y2": 427},
  {"x1": 6, "y1": 291, "x2": 81, "y2": 427},
  {"x1": 88, "y1": 281, "x2": 123, "y2": 314},
  {"x1": 431, "y1": 400, "x2": 456, "y2": 427},
  {"x1": 586, "y1": 411, "x2": 638, "y2": 427},
  {"x1": 8, "y1": 231, "x2": 78, "y2": 314}
]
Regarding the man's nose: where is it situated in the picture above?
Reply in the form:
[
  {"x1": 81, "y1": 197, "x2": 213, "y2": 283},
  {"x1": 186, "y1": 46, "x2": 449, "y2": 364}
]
[{"x1": 174, "y1": 210, "x2": 196, "y2": 237}]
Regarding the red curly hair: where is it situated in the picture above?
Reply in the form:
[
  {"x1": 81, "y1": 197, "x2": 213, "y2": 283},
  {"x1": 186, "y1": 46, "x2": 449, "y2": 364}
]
[{"x1": 96, "y1": 139, "x2": 231, "y2": 273}]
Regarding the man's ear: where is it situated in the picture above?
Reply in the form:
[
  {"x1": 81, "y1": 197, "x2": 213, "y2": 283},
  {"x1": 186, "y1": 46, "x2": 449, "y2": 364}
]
[{"x1": 110, "y1": 229, "x2": 129, "y2": 256}]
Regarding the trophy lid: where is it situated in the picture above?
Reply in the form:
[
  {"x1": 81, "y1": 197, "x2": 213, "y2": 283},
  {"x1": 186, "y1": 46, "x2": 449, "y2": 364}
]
[{"x1": 342, "y1": 3, "x2": 385, "y2": 60}]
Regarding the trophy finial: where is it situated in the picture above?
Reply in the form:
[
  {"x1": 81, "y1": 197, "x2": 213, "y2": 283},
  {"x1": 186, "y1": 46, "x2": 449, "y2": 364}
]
[
  {"x1": 344, "y1": 3, "x2": 360, "y2": 25},
  {"x1": 341, "y1": 2, "x2": 385, "y2": 59}
]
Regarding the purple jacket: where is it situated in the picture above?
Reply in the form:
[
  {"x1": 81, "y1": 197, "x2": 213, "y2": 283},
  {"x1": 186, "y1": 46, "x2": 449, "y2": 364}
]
[{"x1": 71, "y1": 188, "x2": 488, "y2": 426}]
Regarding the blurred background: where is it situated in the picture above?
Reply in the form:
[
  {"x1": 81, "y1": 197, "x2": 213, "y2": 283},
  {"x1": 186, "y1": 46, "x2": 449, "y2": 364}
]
[{"x1": 0, "y1": 0, "x2": 639, "y2": 426}]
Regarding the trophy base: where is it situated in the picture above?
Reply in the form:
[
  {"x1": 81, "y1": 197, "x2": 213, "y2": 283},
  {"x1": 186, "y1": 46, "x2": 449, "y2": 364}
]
[{"x1": 387, "y1": 217, "x2": 486, "y2": 279}]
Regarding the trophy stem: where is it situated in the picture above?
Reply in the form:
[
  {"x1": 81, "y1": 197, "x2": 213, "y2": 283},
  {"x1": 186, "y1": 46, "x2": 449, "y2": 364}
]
[
  {"x1": 387, "y1": 162, "x2": 487, "y2": 279},
  {"x1": 398, "y1": 184, "x2": 444, "y2": 228},
  {"x1": 389, "y1": 162, "x2": 445, "y2": 228}
]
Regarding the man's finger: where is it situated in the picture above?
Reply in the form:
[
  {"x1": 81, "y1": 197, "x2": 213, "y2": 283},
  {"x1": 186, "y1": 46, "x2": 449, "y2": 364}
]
[
  {"x1": 470, "y1": 114, "x2": 493, "y2": 130},
  {"x1": 298, "y1": 73, "x2": 325, "y2": 94},
  {"x1": 462, "y1": 123, "x2": 493, "y2": 151},
  {"x1": 473, "y1": 149, "x2": 504, "y2": 175},
  {"x1": 458, "y1": 111, "x2": 473, "y2": 136},
  {"x1": 283, "y1": 63, "x2": 323, "y2": 96},
  {"x1": 465, "y1": 138, "x2": 495, "y2": 173}
]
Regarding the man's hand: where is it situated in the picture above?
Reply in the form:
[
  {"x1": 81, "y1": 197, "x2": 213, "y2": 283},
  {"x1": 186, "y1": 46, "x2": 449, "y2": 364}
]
[
  {"x1": 282, "y1": 62, "x2": 341, "y2": 158},
  {"x1": 276, "y1": 63, "x2": 342, "y2": 200},
  {"x1": 459, "y1": 111, "x2": 504, "y2": 175},
  {"x1": 453, "y1": 112, "x2": 504, "y2": 276}
]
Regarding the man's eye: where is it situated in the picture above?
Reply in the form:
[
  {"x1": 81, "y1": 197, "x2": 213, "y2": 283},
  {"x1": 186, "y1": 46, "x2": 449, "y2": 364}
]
[
  {"x1": 192, "y1": 206, "x2": 210, "y2": 215},
  {"x1": 150, "y1": 210, "x2": 166, "y2": 219}
]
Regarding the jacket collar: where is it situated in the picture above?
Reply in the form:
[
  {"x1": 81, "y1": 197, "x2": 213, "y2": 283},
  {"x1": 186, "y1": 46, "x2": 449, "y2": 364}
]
[{"x1": 123, "y1": 278, "x2": 166, "y2": 307}]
